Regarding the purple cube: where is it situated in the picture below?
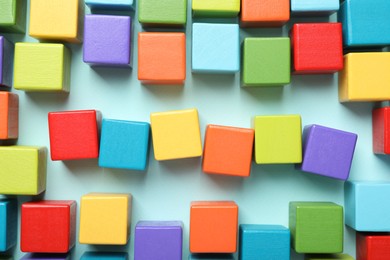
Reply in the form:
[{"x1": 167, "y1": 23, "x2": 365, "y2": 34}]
[
  {"x1": 297, "y1": 124, "x2": 358, "y2": 180},
  {"x1": 20, "y1": 253, "x2": 71, "y2": 260},
  {"x1": 0, "y1": 36, "x2": 14, "y2": 87},
  {"x1": 134, "y1": 221, "x2": 183, "y2": 260},
  {"x1": 83, "y1": 14, "x2": 132, "y2": 67}
]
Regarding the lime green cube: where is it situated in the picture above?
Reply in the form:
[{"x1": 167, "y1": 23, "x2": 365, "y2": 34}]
[
  {"x1": 192, "y1": 0, "x2": 240, "y2": 17},
  {"x1": 0, "y1": 0, "x2": 26, "y2": 33},
  {"x1": 138, "y1": 0, "x2": 187, "y2": 26},
  {"x1": 305, "y1": 254, "x2": 354, "y2": 260}
]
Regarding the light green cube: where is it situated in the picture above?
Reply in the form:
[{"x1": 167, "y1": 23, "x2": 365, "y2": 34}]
[
  {"x1": 305, "y1": 254, "x2": 354, "y2": 260},
  {"x1": 138, "y1": 0, "x2": 187, "y2": 26},
  {"x1": 254, "y1": 115, "x2": 302, "y2": 164},
  {"x1": 0, "y1": 0, "x2": 26, "y2": 33}
]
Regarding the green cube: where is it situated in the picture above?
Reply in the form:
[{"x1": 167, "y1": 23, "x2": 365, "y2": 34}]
[
  {"x1": 138, "y1": 0, "x2": 187, "y2": 26},
  {"x1": 289, "y1": 202, "x2": 344, "y2": 254},
  {"x1": 242, "y1": 37, "x2": 290, "y2": 87},
  {"x1": 305, "y1": 254, "x2": 354, "y2": 260},
  {"x1": 0, "y1": 0, "x2": 26, "y2": 33}
]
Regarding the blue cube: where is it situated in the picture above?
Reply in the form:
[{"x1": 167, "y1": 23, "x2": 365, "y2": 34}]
[
  {"x1": 81, "y1": 252, "x2": 128, "y2": 260},
  {"x1": 291, "y1": 0, "x2": 339, "y2": 15},
  {"x1": 98, "y1": 119, "x2": 150, "y2": 171},
  {"x1": 85, "y1": 0, "x2": 134, "y2": 10},
  {"x1": 192, "y1": 23, "x2": 239, "y2": 73},
  {"x1": 338, "y1": 0, "x2": 390, "y2": 47},
  {"x1": 239, "y1": 224, "x2": 290, "y2": 260},
  {"x1": 0, "y1": 199, "x2": 17, "y2": 252}
]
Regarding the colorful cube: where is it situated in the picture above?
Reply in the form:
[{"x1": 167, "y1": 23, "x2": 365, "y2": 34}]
[
  {"x1": 242, "y1": 38, "x2": 290, "y2": 87},
  {"x1": 202, "y1": 125, "x2": 254, "y2": 177},
  {"x1": 241, "y1": 0, "x2": 289, "y2": 27},
  {"x1": 138, "y1": 32, "x2": 186, "y2": 85},
  {"x1": 134, "y1": 221, "x2": 183, "y2": 260},
  {"x1": 150, "y1": 108, "x2": 202, "y2": 161},
  {"x1": 190, "y1": 201, "x2": 238, "y2": 253},
  {"x1": 86, "y1": 0, "x2": 134, "y2": 10},
  {"x1": 291, "y1": 23, "x2": 343, "y2": 74},
  {"x1": 48, "y1": 110, "x2": 101, "y2": 161},
  {"x1": 13, "y1": 43, "x2": 71, "y2": 92},
  {"x1": 297, "y1": 124, "x2": 357, "y2": 180},
  {"x1": 0, "y1": 92, "x2": 18, "y2": 140},
  {"x1": 0, "y1": 146, "x2": 47, "y2": 195},
  {"x1": 189, "y1": 255, "x2": 234, "y2": 260},
  {"x1": 339, "y1": 53, "x2": 390, "y2": 102},
  {"x1": 99, "y1": 119, "x2": 150, "y2": 171},
  {"x1": 291, "y1": 0, "x2": 339, "y2": 15},
  {"x1": 81, "y1": 252, "x2": 128, "y2": 260},
  {"x1": 21, "y1": 201, "x2": 76, "y2": 253},
  {"x1": 356, "y1": 232, "x2": 390, "y2": 260},
  {"x1": 289, "y1": 202, "x2": 344, "y2": 253},
  {"x1": 138, "y1": 0, "x2": 187, "y2": 26},
  {"x1": 0, "y1": 0, "x2": 26, "y2": 33},
  {"x1": 83, "y1": 15, "x2": 132, "y2": 67},
  {"x1": 0, "y1": 199, "x2": 17, "y2": 252},
  {"x1": 0, "y1": 36, "x2": 14, "y2": 87},
  {"x1": 373, "y1": 107, "x2": 390, "y2": 154},
  {"x1": 239, "y1": 225, "x2": 290, "y2": 260},
  {"x1": 345, "y1": 181, "x2": 390, "y2": 231},
  {"x1": 29, "y1": 0, "x2": 84, "y2": 43},
  {"x1": 305, "y1": 254, "x2": 354, "y2": 260},
  {"x1": 192, "y1": 0, "x2": 240, "y2": 17},
  {"x1": 254, "y1": 115, "x2": 302, "y2": 164},
  {"x1": 192, "y1": 23, "x2": 239, "y2": 73},
  {"x1": 20, "y1": 254, "x2": 71, "y2": 260},
  {"x1": 79, "y1": 193, "x2": 132, "y2": 245}
]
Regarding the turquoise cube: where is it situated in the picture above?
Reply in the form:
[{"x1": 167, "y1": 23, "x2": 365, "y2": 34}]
[
  {"x1": 85, "y1": 0, "x2": 134, "y2": 10},
  {"x1": 0, "y1": 199, "x2": 17, "y2": 252},
  {"x1": 81, "y1": 252, "x2": 128, "y2": 260},
  {"x1": 239, "y1": 225, "x2": 290, "y2": 260},
  {"x1": 98, "y1": 119, "x2": 150, "y2": 171},
  {"x1": 192, "y1": 23, "x2": 239, "y2": 73},
  {"x1": 291, "y1": 0, "x2": 339, "y2": 15}
]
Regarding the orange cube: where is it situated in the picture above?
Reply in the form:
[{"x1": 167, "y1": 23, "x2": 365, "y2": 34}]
[
  {"x1": 241, "y1": 0, "x2": 290, "y2": 27},
  {"x1": 202, "y1": 125, "x2": 254, "y2": 177},
  {"x1": 190, "y1": 201, "x2": 238, "y2": 253},
  {"x1": 138, "y1": 32, "x2": 186, "y2": 85},
  {"x1": 0, "y1": 92, "x2": 18, "y2": 140}
]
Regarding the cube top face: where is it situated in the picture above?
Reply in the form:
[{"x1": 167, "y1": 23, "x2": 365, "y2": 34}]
[
  {"x1": 0, "y1": 0, "x2": 16, "y2": 25},
  {"x1": 136, "y1": 221, "x2": 183, "y2": 228},
  {"x1": 0, "y1": 0, "x2": 26, "y2": 33},
  {"x1": 150, "y1": 108, "x2": 202, "y2": 161},
  {"x1": 305, "y1": 254, "x2": 353, "y2": 260},
  {"x1": 254, "y1": 115, "x2": 302, "y2": 164},
  {"x1": 81, "y1": 252, "x2": 128, "y2": 260},
  {"x1": 291, "y1": 0, "x2": 339, "y2": 14},
  {"x1": 192, "y1": 23, "x2": 239, "y2": 73},
  {"x1": 138, "y1": 0, "x2": 187, "y2": 26},
  {"x1": 0, "y1": 199, "x2": 17, "y2": 252},
  {"x1": 192, "y1": 0, "x2": 240, "y2": 17},
  {"x1": 373, "y1": 107, "x2": 390, "y2": 154},
  {"x1": 85, "y1": 0, "x2": 134, "y2": 10},
  {"x1": 299, "y1": 124, "x2": 357, "y2": 180},
  {"x1": 357, "y1": 233, "x2": 390, "y2": 259},
  {"x1": 240, "y1": 224, "x2": 289, "y2": 232},
  {"x1": 241, "y1": 0, "x2": 290, "y2": 27},
  {"x1": 138, "y1": 32, "x2": 186, "y2": 84},
  {"x1": 202, "y1": 124, "x2": 254, "y2": 177},
  {"x1": 243, "y1": 37, "x2": 290, "y2": 87},
  {"x1": 0, "y1": 92, "x2": 19, "y2": 140},
  {"x1": 292, "y1": 23, "x2": 343, "y2": 74},
  {"x1": 84, "y1": 15, "x2": 132, "y2": 67},
  {"x1": 190, "y1": 201, "x2": 238, "y2": 253},
  {"x1": 79, "y1": 193, "x2": 131, "y2": 245}
]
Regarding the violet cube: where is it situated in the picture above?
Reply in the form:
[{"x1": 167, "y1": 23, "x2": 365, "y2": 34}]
[
  {"x1": 0, "y1": 36, "x2": 14, "y2": 87},
  {"x1": 297, "y1": 124, "x2": 358, "y2": 180},
  {"x1": 83, "y1": 14, "x2": 132, "y2": 67},
  {"x1": 134, "y1": 221, "x2": 183, "y2": 260}
]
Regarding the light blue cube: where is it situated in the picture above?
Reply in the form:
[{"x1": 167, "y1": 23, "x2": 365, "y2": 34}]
[
  {"x1": 192, "y1": 23, "x2": 239, "y2": 74},
  {"x1": 239, "y1": 224, "x2": 290, "y2": 260},
  {"x1": 98, "y1": 119, "x2": 150, "y2": 171},
  {"x1": 85, "y1": 0, "x2": 134, "y2": 10},
  {"x1": 81, "y1": 252, "x2": 128, "y2": 260},
  {"x1": 0, "y1": 199, "x2": 17, "y2": 252},
  {"x1": 189, "y1": 254, "x2": 234, "y2": 260},
  {"x1": 345, "y1": 181, "x2": 390, "y2": 231},
  {"x1": 291, "y1": 0, "x2": 339, "y2": 15},
  {"x1": 338, "y1": 0, "x2": 390, "y2": 47}
]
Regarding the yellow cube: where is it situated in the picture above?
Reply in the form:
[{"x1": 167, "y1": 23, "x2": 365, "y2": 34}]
[
  {"x1": 254, "y1": 115, "x2": 302, "y2": 164},
  {"x1": 13, "y1": 43, "x2": 71, "y2": 92},
  {"x1": 150, "y1": 108, "x2": 202, "y2": 161},
  {"x1": 192, "y1": 0, "x2": 240, "y2": 17},
  {"x1": 0, "y1": 146, "x2": 47, "y2": 195},
  {"x1": 79, "y1": 193, "x2": 132, "y2": 245},
  {"x1": 339, "y1": 53, "x2": 390, "y2": 102},
  {"x1": 29, "y1": 0, "x2": 84, "y2": 43}
]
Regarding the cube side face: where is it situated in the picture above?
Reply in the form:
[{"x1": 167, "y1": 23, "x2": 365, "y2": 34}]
[
  {"x1": 0, "y1": 92, "x2": 19, "y2": 140},
  {"x1": 0, "y1": 36, "x2": 14, "y2": 87},
  {"x1": 85, "y1": 0, "x2": 134, "y2": 10},
  {"x1": 344, "y1": 181, "x2": 357, "y2": 230},
  {"x1": 138, "y1": 0, "x2": 187, "y2": 26},
  {"x1": 291, "y1": 0, "x2": 339, "y2": 14},
  {"x1": 0, "y1": 0, "x2": 26, "y2": 33},
  {"x1": 372, "y1": 107, "x2": 390, "y2": 154},
  {"x1": 0, "y1": 200, "x2": 17, "y2": 252},
  {"x1": 192, "y1": 0, "x2": 240, "y2": 17},
  {"x1": 81, "y1": 252, "x2": 129, "y2": 260},
  {"x1": 241, "y1": 0, "x2": 290, "y2": 26}
]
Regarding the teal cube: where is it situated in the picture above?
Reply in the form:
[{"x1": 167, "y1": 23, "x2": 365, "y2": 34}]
[
  {"x1": 0, "y1": 199, "x2": 17, "y2": 252},
  {"x1": 86, "y1": 0, "x2": 134, "y2": 10},
  {"x1": 81, "y1": 252, "x2": 128, "y2": 260},
  {"x1": 138, "y1": 0, "x2": 187, "y2": 26},
  {"x1": 0, "y1": 0, "x2": 26, "y2": 33}
]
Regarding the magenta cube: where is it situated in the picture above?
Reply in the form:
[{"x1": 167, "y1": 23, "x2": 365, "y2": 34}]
[
  {"x1": 83, "y1": 14, "x2": 132, "y2": 67},
  {"x1": 0, "y1": 36, "x2": 14, "y2": 87}
]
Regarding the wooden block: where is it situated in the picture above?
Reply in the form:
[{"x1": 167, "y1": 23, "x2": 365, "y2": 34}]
[
  {"x1": 297, "y1": 124, "x2": 357, "y2": 180},
  {"x1": 48, "y1": 110, "x2": 101, "y2": 161},
  {"x1": 339, "y1": 53, "x2": 390, "y2": 102},
  {"x1": 138, "y1": 32, "x2": 186, "y2": 85},
  {"x1": 356, "y1": 232, "x2": 390, "y2": 260},
  {"x1": 190, "y1": 201, "x2": 238, "y2": 253},
  {"x1": 83, "y1": 15, "x2": 132, "y2": 67},
  {"x1": 0, "y1": 0, "x2": 26, "y2": 33},
  {"x1": 254, "y1": 115, "x2": 302, "y2": 164},
  {"x1": 289, "y1": 202, "x2": 343, "y2": 253},
  {"x1": 345, "y1": 181, "x2": 390, "y2": 231},
  {"x1": 202, "y1": 124, "x2": 254, "y2": 177},
  {"x1": 0, "y1": 92, "x2": 18, "y2": 140},
  {"x1": 373, "y1": 107, "x2": 390, "y2": 154},
  {"x1": 86, "y1": 0, "x2": 134, "y2": 11},
  {"x1": 241, "y1": 0, "x2": 290, "y2": 27},
  {"x1": 81, "y1": 252, "x2": 128, "y2": 260},
  {"x1": 98, "y1": 119, "x2": 150, "y2": 171},
  {"x1": 192, "y1": 0, "x2": 240, "y2": 17},
  {"x1": 291, "y1": 0, "x2": 339, "y2": 15},
  {"x1": 192, "y1": 23, "x2": 239, "y2": 73},
  {"x1": 239, "y1": 225, "x2": 290, "y2": 260},
  {"x1": 0, "y1": 36, "x2": 14, "y2": 87},
  {"x1": 0, "y1": 199, "x2": 17, "y2": 252},
  {"x1": 189, "y1": 255, "x2": 234, "y2": 260},
  {"x1": 79, "y1": 193, "x2": 132, "y2": 245},
  {"x1": 135, "y1": 221, "x2": 183, "y2": 260},
  {"x1": 20, "y1": 254, "x2": 71, "y2": 260},
  {"x1": 138, "y1": 0, "x2": 187, "y2": 27},
  {"x1": 242, "y1": 38, "x2": 290, "y2": 87},
  {"x1": 0, "y1": 146, "x2": 47, "y2": 195},
  {"x1": 150, "y1": 108, "x2": 202, "y2": 161},
  {"x1": 291, "y1": 23, "x2": 343, "y2": 74},
  {"x1": 305, "y1": 254, "x2": 354, "y2": 260},
  {"x1": 29, "y1": 0, "x2": 84, "y2": 43},
  {"x1": 13, "y1": 43, "x2": 71, "y2": 92},
  {"x1": 21, "y1": 201, "x2": 76, "y2": 253},
  {"x1": 339, "y1": 0, "x2": 390, "y2": 47}
]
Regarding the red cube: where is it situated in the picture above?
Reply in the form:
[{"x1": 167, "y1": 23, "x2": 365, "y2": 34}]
[
  {"x1": 48, "y1": 110, "x2": 101, "y2": 160},
  {"x1": 357, "y1": 232, "x2": 390, "y2": 260},
  {"x1": 21, "y1": 200, "x2": 76, "y2": 253},
  {"x1": 373, "y1": 107, "x2": 390, "y2": 154},
  {"x1": 291, "y1": 23, "x2": 343, "y2": 74}
]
